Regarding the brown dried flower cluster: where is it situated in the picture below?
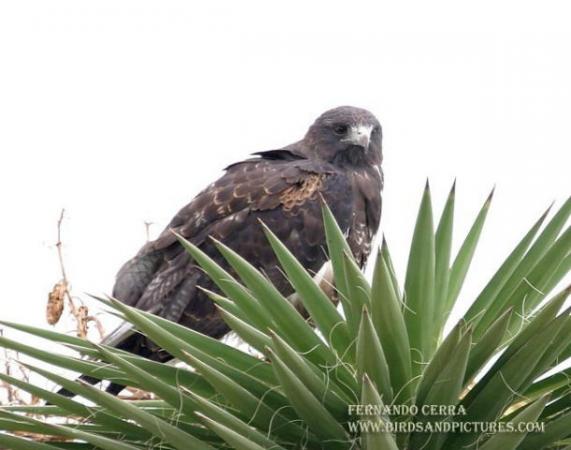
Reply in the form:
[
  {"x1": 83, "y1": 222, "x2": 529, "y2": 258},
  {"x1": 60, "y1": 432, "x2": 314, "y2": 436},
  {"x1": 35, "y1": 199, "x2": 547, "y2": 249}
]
[{"x1": 46, "y1": 280, "x2": 66, "y2": 325}]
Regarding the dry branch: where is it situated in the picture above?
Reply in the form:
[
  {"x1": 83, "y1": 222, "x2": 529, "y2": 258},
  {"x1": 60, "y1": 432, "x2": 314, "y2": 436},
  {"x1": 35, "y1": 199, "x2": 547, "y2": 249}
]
[{"x1": 48, "y1": 209, "x2": 105, "y2": 339}]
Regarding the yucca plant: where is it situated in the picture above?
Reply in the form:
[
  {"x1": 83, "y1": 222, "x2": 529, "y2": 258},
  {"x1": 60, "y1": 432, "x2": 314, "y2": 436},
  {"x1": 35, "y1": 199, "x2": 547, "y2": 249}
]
[{"x1": 0, "y1": 183, "x2": 570, "y2": 450}]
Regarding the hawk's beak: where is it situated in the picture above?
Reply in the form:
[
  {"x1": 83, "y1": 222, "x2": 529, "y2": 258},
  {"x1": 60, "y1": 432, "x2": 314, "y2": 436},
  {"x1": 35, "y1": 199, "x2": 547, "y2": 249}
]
[{"x1": 345, "y1": 125, "x2": 372, "y2": 150}]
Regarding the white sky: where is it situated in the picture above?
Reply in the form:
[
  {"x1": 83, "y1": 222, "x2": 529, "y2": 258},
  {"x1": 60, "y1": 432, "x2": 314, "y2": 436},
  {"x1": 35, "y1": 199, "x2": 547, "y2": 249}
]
[{"x1": 0, "y1": 1, "x2": 569, "y2": 386}]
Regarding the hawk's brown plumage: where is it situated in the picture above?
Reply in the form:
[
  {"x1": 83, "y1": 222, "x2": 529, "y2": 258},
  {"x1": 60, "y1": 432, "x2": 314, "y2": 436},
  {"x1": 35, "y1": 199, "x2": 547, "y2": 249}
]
[{"x1": 58, "y1": 106, "x2": 383, "y2": 397}]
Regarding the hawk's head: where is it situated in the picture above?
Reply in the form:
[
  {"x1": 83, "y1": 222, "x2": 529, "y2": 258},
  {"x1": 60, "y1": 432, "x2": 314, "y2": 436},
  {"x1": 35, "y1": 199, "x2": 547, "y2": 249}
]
[{"x1": 304, "y1": 106, "x2": 382, "y2": 167}]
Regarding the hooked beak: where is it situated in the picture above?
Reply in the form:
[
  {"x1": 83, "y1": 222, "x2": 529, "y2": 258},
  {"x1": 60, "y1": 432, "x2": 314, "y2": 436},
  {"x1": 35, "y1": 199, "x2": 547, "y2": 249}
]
[{"x1": 344, "y1": 124, "x2": 372, "y2": 150}]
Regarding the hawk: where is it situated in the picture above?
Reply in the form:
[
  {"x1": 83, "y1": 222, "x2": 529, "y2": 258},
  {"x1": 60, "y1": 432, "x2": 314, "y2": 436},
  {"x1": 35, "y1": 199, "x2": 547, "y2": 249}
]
[{"x1": 60, "y1": 105, "x2": 383, "y2": 397}]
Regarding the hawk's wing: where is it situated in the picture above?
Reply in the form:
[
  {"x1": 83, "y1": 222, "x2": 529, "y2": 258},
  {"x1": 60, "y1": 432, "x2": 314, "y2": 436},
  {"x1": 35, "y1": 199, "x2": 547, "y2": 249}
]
[
  {"x1": 152, "y1": 156, "x2": 330, "y2": 252},
  {"x1": 112, "y1": 154, "x2": 352, "y2": 319}
]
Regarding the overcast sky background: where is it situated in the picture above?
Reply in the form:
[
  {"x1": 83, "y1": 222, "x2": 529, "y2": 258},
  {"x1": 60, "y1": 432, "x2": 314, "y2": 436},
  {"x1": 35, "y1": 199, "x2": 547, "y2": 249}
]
[{"x1": 0, "y1": 1, "x2": 569, "y2": 388}]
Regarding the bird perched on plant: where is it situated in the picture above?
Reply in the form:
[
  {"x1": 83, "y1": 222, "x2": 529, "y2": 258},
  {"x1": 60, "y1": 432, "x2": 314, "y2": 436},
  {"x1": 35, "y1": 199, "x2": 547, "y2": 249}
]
[{"x1": 58, "y1": 105, "x2": 383, "y2": 397}]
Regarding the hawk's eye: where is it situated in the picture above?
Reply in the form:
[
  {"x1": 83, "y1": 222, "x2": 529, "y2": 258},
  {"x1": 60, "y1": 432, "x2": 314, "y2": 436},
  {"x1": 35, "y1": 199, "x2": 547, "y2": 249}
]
[{"x1": 333, "y1": 124, "x2": 348, "y2": 136}]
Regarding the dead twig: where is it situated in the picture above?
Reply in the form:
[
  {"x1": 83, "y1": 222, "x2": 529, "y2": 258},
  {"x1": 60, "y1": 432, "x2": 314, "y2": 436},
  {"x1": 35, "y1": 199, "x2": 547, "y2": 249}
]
[
  {"x1": 1, "y1": 329, "x2": 16, "y2": 403},
  {"x1": 50, "y1": 209, "x2": 106, "y2": 340},
  {"x1": 54, "y1": 209, "x2": 80, "y2": 322},
  {"x1": 87, "y1": 314, "x2": 106, "y2": 340},
  {"x1": 0, "y1": 330, "x2": 31, "y2": 405}
]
